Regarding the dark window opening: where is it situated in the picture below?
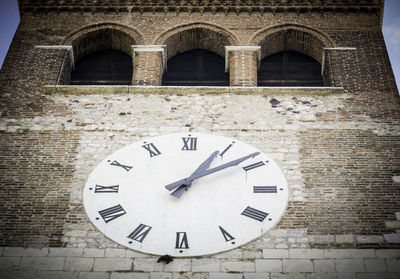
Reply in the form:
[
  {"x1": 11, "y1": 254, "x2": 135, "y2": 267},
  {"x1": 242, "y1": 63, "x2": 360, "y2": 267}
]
[
  {"x1": 162, "y1": 49, "x2": 229, "y2": 86},
  {"x1": 258, "y1": 51, "x2": 324, "y2": 87},
  {"x1": 70, "y1": 49, "x2": 132, "y2": 85}
]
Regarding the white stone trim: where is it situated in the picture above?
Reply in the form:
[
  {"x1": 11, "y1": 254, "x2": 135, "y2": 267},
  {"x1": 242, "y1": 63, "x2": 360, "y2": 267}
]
[
  {"x1": 224, "y1": 46, "x2": 261, "y2": 72},
  {"x1": 131, "y1": 45, "x2": 167, "y2": 71}
]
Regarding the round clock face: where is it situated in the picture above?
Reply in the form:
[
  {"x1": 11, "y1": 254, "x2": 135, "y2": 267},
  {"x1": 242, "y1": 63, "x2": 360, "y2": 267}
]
[{"x1": 83, "y1": 133, "x2": 288, "y2": 257}]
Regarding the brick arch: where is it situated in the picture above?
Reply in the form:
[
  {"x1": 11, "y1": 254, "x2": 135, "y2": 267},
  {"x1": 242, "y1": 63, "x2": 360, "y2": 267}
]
[
  {"x1": 64, "y1": 23, "x2": 145, "y2": 60},
  {"x1": 154, "y1": 22, "x2": 239, "y2": 60},
  {"x1": 249, "y1": 24, "x2": 335, "y2": 64}
]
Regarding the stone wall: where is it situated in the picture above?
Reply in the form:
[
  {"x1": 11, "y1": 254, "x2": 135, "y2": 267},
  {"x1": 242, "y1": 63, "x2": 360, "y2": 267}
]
[{"x1": 0, "y1": 2, "x2": 400, "y2": 278}]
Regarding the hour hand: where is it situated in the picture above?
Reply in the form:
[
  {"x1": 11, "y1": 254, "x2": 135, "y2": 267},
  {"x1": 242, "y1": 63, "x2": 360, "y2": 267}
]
[{"x1": 165, "y1": 151, "x2": 219, "y2": 192}]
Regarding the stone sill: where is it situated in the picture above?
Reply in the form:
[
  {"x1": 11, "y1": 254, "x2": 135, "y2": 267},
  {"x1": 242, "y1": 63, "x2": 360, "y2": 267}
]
[{"x1": 44, "y1": 85, "x2": 344, "y2": 95}]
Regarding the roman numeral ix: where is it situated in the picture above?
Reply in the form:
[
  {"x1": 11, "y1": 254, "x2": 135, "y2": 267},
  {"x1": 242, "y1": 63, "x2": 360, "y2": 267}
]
[
  {"x1": 110, "y1": 160, "x2": 133, "y2": 172},
  {"x1": 127, "y1": 224, "x2": 152, "y2": 243},
  {"x1": 182, "y1": 137, "x2": 197, "y2": 151},
  {"x1": 98, "y1": 204, "x2": 126, "y2": 223},
  {"x1": 95, "y1": 184, "x2": 119, "y2": 193},
  {"x1": 241, "y1": 206, "x2": 269, "y2": 222},
  {"x1": 142, "y1": 143, "x2": 161, "y2": 157}
]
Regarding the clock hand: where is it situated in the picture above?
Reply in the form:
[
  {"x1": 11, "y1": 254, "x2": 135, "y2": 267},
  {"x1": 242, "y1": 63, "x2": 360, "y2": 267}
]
[
  {"x1": 165, "y1": 151, "x2": 219, "y2": 191},
  {"x1": 166, "y1": 152, "x2": 260, "y2": 196}
]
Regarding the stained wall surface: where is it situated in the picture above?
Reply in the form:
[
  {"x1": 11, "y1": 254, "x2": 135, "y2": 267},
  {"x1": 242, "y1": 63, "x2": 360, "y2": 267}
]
[{"x1": 0, "y1": 1, "x2": 400, "y2": 278}]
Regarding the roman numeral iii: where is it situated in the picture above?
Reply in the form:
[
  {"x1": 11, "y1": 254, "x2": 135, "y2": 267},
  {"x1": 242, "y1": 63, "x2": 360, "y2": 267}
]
[
  {"x1": 142, "y1": 143, "x2": 161, "y2": 157},
  {"x1": 127, "y1": 224, "x2": 152, "y2": 243},
  {"x1": 98, "y1": 204, "x2": 126, "y2": 223},
  {"x1": 241, "y1": 206, "x2": 268, "y2": 222},
  {"x1": 182, "y1": 137, "x2": 197, "y2": 151},
  {"x1": 95, "y1": 184, "x2": 119, "y2": 193},
  {"x1": 175, "y1": 232, "x2": 189, "y2": 249},
  {"x1": 110, "y1": 160, "x2": 133, "y2": 172}
]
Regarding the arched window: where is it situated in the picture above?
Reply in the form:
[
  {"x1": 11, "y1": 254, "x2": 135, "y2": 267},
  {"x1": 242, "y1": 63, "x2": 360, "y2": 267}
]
[
  {"x1": 162, "y1": 49, "x2": 229, "y2": 86},
  {"x1": 258, "y1": 51, "x2": 324, "y2": 87},
  {"x1": 69, "y1": 49, "x2": 132, "y2": 85}
]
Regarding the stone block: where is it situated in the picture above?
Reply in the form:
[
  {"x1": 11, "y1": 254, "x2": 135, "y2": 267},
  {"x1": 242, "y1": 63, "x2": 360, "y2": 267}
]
[
  {"x1": 313, "y1": 259, "x2": 335, "y2": 273},
  {"x1": 171, "y1": 272, "x2": 208, "y2": 279},
  {"x1": 125, "y1": 250, "x2": 151, "y2": 258},
  {"x1": 0, "y1": 247, "x2": 3, "y2": 256},
  {"x1": 49, "y1": 248, "x2": 84, "y2": 257},
  {"x1": 336, "y1": 274, "x2": 356, "y2": 279},
  {"x1": 243, "y1": 273, "x2": 270, "y2": 279},
  {"x1": 209, "y1": 273, "x2": 242, "y2": 279},
  {"x1": 384, "y1": 233, "x2": 400, "y2": 243},
  {"x1": 376, "y1": 249, "x2": 399, "y2": 258},
  {"x1": 305, "y1": 273, "x2": 336, "y2": 279},
  {"x1": 262, "y1": 249, "x2": 288, "y2": 259},
  {"x1": 93, "y1": 258, "x2": 133, "y2": 272},
  {"x1": 289, "y1": 249, "x2": 324, "y2": 259},
  {"x1": 110, "y1": 273, "x2": 149, "y2": 279},
  {"x1": 364, "y1": 259, "x2": 386, "y2": 272},
  {"x1": 242, "y1": 250, "x2": 262, "y2": 259},
  {"x1": 192, "y1": 258, "x2": 220, "y2": 272},
  {"x1": 386, "y1": 258, "x2": 400, "y2": 272},
  {"x1": 213, "y1": 249, "x2": 241, "y2": 259},
  {"x1": 0, "y1": 270, "x2": 36, "y2": 279},
  {"x1": 19, "y1": 256, "x2": 65, "y2": 271},
  {"x1": 324, "y1": 249, "x2": 352, "y2": 258},
  {"x1": 309, "y1": 235, "x2": 335, "y2": 244},
  {"x1": 282, "y1": 259, "x2": 313, "y2": 272},
  {"x1": 3, "y1": 247, "x2": 48, "y2": 257},
  {"x1": 356, "y1": 235, "x2": 384, "y2": 243},
  {"x1": 163, "y1": 259, "x2": 191, "y2": 272},
  {"x1": 355, "y1": 273, "x2": 400, "y2": 279},
  {"x1": 105, "y1": 248, "x2": 126, "y2": 258},
  {"x1": 84, "y1": 248, "x2": 105, "y2": 257},
  {"x1": 79, "y1": 272, "x2": 110, "y2": 279},
  {"x1": 335, "y1": 259, "x2": 365, "y2": 272},
  {"x1": 255, "y1": 259, "x2": 282, "y2": 272},
  {"x1": 150, "y1": 273, "x2": 172, "y2": 279},
  {"x1": 335, "y1": 235, "x2": 354, "y2": 243},
  {"x1": 64, "y1": 257, "x2": 94, "y2": 271},
  {"x1": 396, "y1": 212, "x2": 400, "y2": 220},
  {"x1": 221, "y1": 260, "x2": 254, "y2": 272},
  {"x1": 385, "y1": 221, "x2": 400, "y2": 229},
  {"x1": 35, "y1": 271, "x2": 79, "y2": 279},
  {"x1": 268, "y1": 229, "x2": 288, "y2": 237},
  {"x1": 0, "y1": 257, "x2": 21, "y2": 270},
  {"x1": 270, "y1": 272, "x2": 306, "y2": 279},
  {"x1": 134, "y1": 258, "x2": 163, "y2": 272},
  {"x1": 350, "y1": 249, "x2": 376, "y2": 258}
]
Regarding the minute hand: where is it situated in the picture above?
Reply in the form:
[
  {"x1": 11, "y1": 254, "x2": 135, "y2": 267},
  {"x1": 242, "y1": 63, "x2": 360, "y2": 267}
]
[{"x1": 179, "y1": 152, "x2": 260, "y2": 185}]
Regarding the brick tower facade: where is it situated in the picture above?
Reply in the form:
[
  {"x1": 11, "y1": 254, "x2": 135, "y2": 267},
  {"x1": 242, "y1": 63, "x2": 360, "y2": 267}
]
[{"x1": 0, "y1": 0, "x2": 399, "y2": 278}]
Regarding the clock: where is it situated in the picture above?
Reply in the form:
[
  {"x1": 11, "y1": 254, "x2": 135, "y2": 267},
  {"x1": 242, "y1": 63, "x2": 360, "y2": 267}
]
[{"x1": 83, "y1": 133, "x2": 288, "y2": 257}]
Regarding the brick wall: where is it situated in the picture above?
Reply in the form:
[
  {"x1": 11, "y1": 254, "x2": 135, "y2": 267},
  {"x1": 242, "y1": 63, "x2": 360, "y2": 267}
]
[{"x1": 0, "y1": 1, "x2": 400, "y2": 278}]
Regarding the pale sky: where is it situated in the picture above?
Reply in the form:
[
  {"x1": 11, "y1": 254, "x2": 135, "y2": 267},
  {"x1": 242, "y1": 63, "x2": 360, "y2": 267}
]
[{"x1": 0, "y1": 0, "x2": 399, "y2": 91}]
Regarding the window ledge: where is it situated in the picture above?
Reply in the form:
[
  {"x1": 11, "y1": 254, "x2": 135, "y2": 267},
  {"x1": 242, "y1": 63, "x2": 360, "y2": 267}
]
[{"x1": 44, "y1": 85, "x2": 344, "y2": 95}]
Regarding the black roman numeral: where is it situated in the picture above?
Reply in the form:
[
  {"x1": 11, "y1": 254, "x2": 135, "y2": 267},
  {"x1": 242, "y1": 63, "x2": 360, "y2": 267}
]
[
  {"x1": 95, "y1": 184, "x2": 119, "y2": 193},
  {"x1": 243, "y1": 161, "x2": 265, "y2": 171},
  {"x1": 110, "y1": 160, "x2": 133, "y2": 172},
  {"x1": 241, "y1": 206, "x2": 268, "y2": 222},
  {"x1": 127, "y1": 224, "x2": 152, "y2": 243},
  {"x1": 219, "y1": 144, "x2": 233, "y2": 157},
  {"x1": 253, "y1": 186, "x2": 277, "y2": 193},
  {"x1": 98, "y1": 204, "x2": 126, "y2": 223},
  {"x1": 175, "y1": 232, "x2": 189, "y2": 249},
  {"x1": 182, "y1": 137, "x2": 197, "y2": 151},
  {"x1": 219, "y1": 226, "x2": 235, "y2": 242},
  {"x1": 142, "y1": 143, "x2": 161, "y2": 157}
]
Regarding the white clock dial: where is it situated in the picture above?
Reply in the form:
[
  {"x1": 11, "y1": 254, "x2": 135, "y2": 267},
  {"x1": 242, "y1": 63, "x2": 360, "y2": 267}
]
[{"x1": 83, "y1": 133, "x2": 288, "y2": 257}]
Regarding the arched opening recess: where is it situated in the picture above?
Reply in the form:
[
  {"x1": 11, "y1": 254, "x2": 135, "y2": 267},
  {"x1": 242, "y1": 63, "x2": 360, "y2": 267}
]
[
  {"x1": 255, "y1": 28, "x2": 330, "y2": 87},
  {"x1": 69, "y1": 28, "x2": 135, "y2": 85},
  {"x1": 161, "y1": 28, "x2": 231, "y2": 86}
]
